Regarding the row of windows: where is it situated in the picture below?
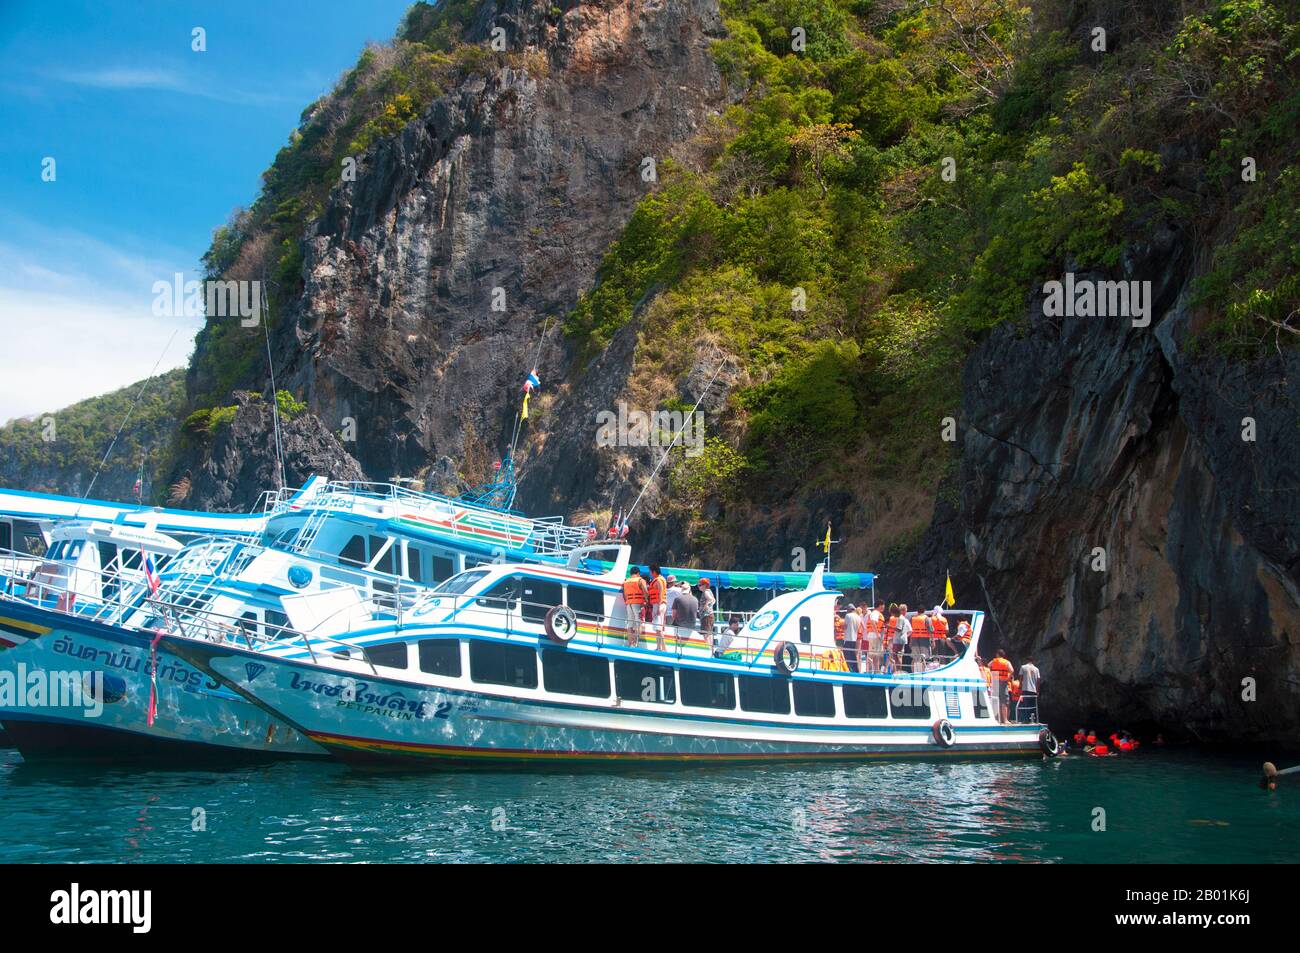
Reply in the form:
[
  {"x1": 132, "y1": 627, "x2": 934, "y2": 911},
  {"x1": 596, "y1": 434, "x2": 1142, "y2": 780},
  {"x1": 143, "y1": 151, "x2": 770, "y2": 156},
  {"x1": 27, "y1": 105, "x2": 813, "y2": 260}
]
[
  {"x1": 359, "y1": 639, "x2": 984, "y2": 719},
  {"x1": 334, "y1": 533, "x2": 454, "y2": 583}
]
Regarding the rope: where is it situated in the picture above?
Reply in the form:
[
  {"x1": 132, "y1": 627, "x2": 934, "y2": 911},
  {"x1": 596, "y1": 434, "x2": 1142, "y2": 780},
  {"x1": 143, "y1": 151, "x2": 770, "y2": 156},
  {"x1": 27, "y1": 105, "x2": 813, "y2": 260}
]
[
  {"x1": 624, "y1": 358, "x2": 725, "y2": 525},
  {"x1": 263, "y1": 280, "x2": 286, "y2": 490},
  {"x1": 506, "y1": 315, "x2": 551, "y2": 462},
  {"x1": 81, "y1": 327, "x2": 180, "y2": 504}
]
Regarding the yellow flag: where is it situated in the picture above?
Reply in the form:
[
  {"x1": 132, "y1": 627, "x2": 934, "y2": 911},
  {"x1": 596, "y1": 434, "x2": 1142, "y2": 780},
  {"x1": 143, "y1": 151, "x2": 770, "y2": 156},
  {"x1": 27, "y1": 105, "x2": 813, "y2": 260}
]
[
  {"x1": 521, "y1": 391, "x2": 530, "y2": 420},
  {"x1": 944, "y1": 573, "x2": 956, "y2": 608},
  {"x1": 819, "y1": 524, "x2": 831, "y2": 554}
]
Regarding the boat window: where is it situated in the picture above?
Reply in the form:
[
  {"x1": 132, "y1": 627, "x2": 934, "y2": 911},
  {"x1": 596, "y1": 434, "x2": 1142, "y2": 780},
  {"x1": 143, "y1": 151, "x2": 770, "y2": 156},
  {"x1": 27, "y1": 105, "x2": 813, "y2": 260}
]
[
  {"x1": 433, "y1": 569, "x2": 489, "y2": 596},
  {"x1": 121, "y1": 549, "x2": 142, "y2": 571},
  {"x1": 542, "y1": 651, "x2": 610, "y2": 698},
  {"x1": 371, "y1": 536, "x2": 396, "y2": 575},
  {"x1": 406, "y1": 545, "x2": 425, "y2": 583},
  {"x1": 679, "y1": 668, "x2": 735, "y2": 710},
  {"x1": 265, "y1": 610, "x2": 290, "y2": 639},
  {"x1": 739, "y1": 675, "x2": 791, "y2": 715},
  {"x1": 888, "y1": 687, "x2": 931, "y2": 720},
  {"x1": 793, "y1": 680, "x2": 836, "y2": 717},
  {"x1": 469, "y1": 641, "x2": 538, "y2": 689},
  {"x1": 15, "y1": 521, "x2": 46, "y2": 556},
  {"x1": 367, "y1": 641, "x2": 409, "y2": 670},
  {"x1": 418, "y1": 639, "x2": 462, "y2": 677},
  {"x1": 339, "y1": 535, "x2": 367, "y2": 566},
  {"x1": 520, "y1": 578, "x2": 562, "y2": 623},
  {"x1": 798, "y1": 616, "x2": 811, "y2": 644},
  {"x1": 276, "y1": 527, "x2": 301, "y2": 549},
  {"x1": 0, "y1": 523, "x2": 10, "y2": 551},
  {"x1": 566, "y1": 584, "x2": 604, "y2": 620},
  {"x1": 430, "y1": 555, "x2": 454, "y2": 583},
  {"x1": 614, "y1": 661, "x2": 676, "y2": 704},
  {"x1": 238, "y1": 612, "x2": 258, "y2": 636},
  {"x1": 843, "y1": 685, "x2": 888, "y2": 719},
  {"x1": 973, "y1": 690, "x2": 991, "y2": 719},
  {"x1": 477, "y1": 576, "x2": 520, "y2": 611}
]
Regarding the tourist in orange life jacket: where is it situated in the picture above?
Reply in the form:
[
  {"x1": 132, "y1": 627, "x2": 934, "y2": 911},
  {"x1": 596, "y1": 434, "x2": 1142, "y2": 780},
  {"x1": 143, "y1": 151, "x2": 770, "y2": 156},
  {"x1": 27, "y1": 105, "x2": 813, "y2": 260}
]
[
  {"x1": 930, "y1": 607, "x2": 952, "y2": 658},
  {"x1": 648, "y1": 563, "x2": 668, "y2": 650},
  {"x1": 1085, "y1": 730, "x2": 1098, "y2": 747},
  {"x1": 1008, "y1": 678, "x2": 1021, "y2": 722},
  {"x1": 1073, "y1": 728, "x2": 1087, "y2": 747},
  {"x1": 910, "y1": 608, "x2": 935, "y2": 673},
  {"x1": 864, "y1": 601, "x2": 885, "y2": 673},
  {"x1": 621, "y1": 566, "x2": 649, "y2": 648},
  {"x1": 955, "y1": 617, "x2": 972, "y2": 645},
  {"x1": 987, "y1": 649, "x2": 1014, "y2": 723}
]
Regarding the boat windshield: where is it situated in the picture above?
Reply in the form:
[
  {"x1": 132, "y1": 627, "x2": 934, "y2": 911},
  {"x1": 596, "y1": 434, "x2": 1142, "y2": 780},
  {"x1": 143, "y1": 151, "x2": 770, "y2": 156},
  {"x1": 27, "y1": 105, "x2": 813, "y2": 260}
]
[{"x1": 432, "y1": 569, "x2": 489, "y2": 596}]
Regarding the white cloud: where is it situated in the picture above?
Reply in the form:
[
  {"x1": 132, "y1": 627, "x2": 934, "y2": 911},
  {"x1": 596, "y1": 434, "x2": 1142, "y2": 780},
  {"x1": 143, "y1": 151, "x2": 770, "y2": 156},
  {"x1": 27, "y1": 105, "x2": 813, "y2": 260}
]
[
  {"x1": 46, "y1": 64, "x2": 294, "y2": 107},
  {"x1": 0, "y1": 226, "x2": 203, "y2": 423}
]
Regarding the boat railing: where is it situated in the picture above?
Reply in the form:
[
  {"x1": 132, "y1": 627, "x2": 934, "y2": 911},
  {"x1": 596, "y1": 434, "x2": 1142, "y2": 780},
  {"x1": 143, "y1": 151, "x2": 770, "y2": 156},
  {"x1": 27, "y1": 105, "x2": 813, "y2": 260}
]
[{"x1": 0, "y1": 545, "x2": 152, "y2": 625}]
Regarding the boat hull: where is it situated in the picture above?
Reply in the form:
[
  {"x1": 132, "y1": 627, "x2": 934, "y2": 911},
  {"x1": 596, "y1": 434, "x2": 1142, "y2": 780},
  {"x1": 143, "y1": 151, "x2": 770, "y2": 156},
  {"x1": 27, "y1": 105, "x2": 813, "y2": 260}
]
[
  {"x1": 0, "y1": 604, "x2": 326, "y2": 760},
  {"x1": 167, "y1": 637, "x2": 1048, "y2": 769}
]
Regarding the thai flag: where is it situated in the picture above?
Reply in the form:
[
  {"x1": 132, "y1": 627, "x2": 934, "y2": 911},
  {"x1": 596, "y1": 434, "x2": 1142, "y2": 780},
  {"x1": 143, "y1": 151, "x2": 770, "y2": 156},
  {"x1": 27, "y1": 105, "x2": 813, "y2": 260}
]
[
  {"x1": 618, "y1": 514, "x2": 630, "y2": 539},
  {"x1": 522, "y1": 368, "x2": 541, "y2": 392},
  {"x1": 143, "y1": 554, "x2": 161, "y2": 596}
]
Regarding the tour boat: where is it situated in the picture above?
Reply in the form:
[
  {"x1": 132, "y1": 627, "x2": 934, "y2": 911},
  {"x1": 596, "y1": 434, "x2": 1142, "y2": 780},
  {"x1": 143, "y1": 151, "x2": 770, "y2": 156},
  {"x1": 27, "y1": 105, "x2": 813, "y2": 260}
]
[{"x1": 159, "y1": 543, "x2": 1059, "y2": 766}]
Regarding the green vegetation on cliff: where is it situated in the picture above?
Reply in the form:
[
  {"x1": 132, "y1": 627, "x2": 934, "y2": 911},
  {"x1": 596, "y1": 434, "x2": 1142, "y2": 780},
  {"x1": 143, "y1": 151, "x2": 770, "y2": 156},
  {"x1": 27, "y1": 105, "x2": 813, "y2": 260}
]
[
  {"x1": 566, "y1": 0, "x2": 1300, "y2": 505},
  {"x1": 0, "y1": 369, "x2": 187, "y2": 503}
]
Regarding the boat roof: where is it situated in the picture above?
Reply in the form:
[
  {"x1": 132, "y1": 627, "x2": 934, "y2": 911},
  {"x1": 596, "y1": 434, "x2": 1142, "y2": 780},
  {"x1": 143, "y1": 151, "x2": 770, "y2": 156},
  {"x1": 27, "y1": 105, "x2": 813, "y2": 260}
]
[{"x1": 49, "y1": 519, "x2": 183, "y2": 554}]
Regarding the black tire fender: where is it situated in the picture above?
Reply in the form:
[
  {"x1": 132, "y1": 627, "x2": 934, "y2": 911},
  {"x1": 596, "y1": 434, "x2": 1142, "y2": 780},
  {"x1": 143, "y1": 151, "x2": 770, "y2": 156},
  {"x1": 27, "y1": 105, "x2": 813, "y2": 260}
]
[
  {"x1": 932, "y1": 718, "x2": 956, "y2": 748},
  {"x1": 543, "y1": 605, "x2": 578, "y2": 644},
  {"x1": 773, "y1": 641, "x2": 799, "y2": 674}
]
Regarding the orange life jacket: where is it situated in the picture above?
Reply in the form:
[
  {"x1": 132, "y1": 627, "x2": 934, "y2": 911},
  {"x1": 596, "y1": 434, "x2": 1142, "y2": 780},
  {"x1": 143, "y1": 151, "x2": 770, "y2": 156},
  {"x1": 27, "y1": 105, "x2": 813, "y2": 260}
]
[
  {"x1": 833, "y1": 615, "x2": 845, "y2": 642},
  {"x1": 648, "y1": 575, "x2": 667, "y2": 605},
  {"x1": 910, "y1": 614, "x2": 930, "y2": 640},
  {"x1": 1009, "y1": 679, "x2": 1021, "y2": 700},
  {"x1": 865, "y1": 611, "x2": 884, "y2": 636},
  {"x1": 622, "y1": 576, "x2": 648, "y2": 606},
  {"x1": 932, "y1": 616, "x2": 949, "y2": 638},
  {"x1": 988, "y1": 657, "x2": 1013, "y2": 682}
]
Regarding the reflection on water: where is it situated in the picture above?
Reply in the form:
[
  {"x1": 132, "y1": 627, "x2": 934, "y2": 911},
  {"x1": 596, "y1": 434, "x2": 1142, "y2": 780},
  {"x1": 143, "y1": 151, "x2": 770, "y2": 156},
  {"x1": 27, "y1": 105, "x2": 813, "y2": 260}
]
[{"x1": 1, "y1": 748, "x2": 1296, "y2": 863}]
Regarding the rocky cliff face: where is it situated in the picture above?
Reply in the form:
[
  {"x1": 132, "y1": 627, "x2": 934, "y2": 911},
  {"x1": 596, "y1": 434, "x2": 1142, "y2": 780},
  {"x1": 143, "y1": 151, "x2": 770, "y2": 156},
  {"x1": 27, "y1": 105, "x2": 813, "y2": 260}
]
[
  {"x1": 247, "y1": 0, "x2": 728, "y2": 496},
  {"x1": 889, "y1": 233, "x2": 1300, "y2": 743}
]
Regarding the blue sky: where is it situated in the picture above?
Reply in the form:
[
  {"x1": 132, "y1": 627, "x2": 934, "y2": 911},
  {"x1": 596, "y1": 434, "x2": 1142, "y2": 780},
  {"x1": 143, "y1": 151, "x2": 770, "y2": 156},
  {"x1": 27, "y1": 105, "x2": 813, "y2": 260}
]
[{"x1": 0, "y1": 0, "x2": 413, "y2": 422}]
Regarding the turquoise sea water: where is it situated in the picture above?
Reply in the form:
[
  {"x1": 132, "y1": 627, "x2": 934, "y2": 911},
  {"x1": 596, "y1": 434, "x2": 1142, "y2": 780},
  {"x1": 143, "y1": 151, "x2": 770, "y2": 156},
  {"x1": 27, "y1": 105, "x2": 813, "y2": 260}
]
[{"x1": 1, "y1": 745, "x2": 1296, "y2": 862}]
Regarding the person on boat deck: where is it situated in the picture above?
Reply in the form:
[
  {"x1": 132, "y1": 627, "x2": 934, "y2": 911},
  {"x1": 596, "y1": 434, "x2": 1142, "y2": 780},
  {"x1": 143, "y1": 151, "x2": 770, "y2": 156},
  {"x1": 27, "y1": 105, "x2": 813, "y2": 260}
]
[
  {"x1": 664, "y1": 574, "x2": 681, "y2": 624},
  {"x1": 697, "y1": 577, "x2": 716, "y2": 644},
  {"x1": 843, "y1": 601, "x2": 862, "y2": 673},
  {"x1": 671, "y1": 581, "x2": 699, "y2": 646},
  {"x1": 910, "y1": 608, "x2": 933, "y2": 673},
  {"x1": 988, "y1": 649, "x2": 1015, "y2": 723},
  {"x1": 715, "y1": 614, "x2": 742, "y2": 658},
  {"x1": 977, "y1": 655, "x2": 994, "y2": 703},
  {"x1": 862, "y1": 601, "x2": 884, "y2": 673},
  {"x1": 621, "y1": 566, "x2": 649, "y2": 648},
  {"x1": 892, "y1": 603, "x2": 910, "y2": 671},
  {"x1": 648, "y1": 563, "x2": 668, "y2": 650},
  {"x1": 1017, "y1": 657, "x2": 1041, "y2": 723},
  {"x1": 1008, "y1": 677, "x2": 1021, "y2": 721},
  {"x1": 930, "y1": 606, "x2": 952, "y2": 658},
  {"x1": 955, "y1": 617, "x2": 972, "y2": 646}
]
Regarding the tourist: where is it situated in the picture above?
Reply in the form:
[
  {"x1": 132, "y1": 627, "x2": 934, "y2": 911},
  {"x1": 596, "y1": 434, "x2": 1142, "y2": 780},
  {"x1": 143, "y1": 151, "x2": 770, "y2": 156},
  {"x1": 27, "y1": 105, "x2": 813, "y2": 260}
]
[
  {"x1": 715, "y1": 614, "x2": 743, "y2": 658},
  {"x1": 697, "y1": 577, "x2": 716, "y2": 646},
  {"x1": 843, "y1": 601, "x2": 862, "y2": 673},
  {"x1": 910, "y1": 607, "x2": 933, "y2": 673},
  {"x1": 648, "y1": 563, "x2": 668, "y2": 651},
  {"x1": 865, "y1": 601, "x2": 885, "y2": 673},
  {"x1": 671, "y1": 581, "x2": 698, "y2": 645},
  {"x1": 1017, "y1": 656, "x2": 1041, "y2": 723},
  {"x1": 931, "y1": 606, "x2": 951, "y2": 659},
  {"x1": 621, "y1": 566, "x2": 649, "y2": 648},
  {"x1": 955, "y1": 617, "x2": 972, "y2": 648},
  {"x1": 664, "y1": 574, "x2": 681, "y2": 619},
  {"x1": 988, "y1": 649, "x2": 1014, "y2": 723},
  {"x1": 893, "y1": 603, "x2": 910, "y2": 671}
]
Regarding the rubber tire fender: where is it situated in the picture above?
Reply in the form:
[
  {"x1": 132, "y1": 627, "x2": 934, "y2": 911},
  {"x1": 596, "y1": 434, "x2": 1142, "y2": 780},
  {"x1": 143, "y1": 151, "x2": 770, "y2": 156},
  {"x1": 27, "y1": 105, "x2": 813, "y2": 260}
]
[
  {"x1": 543, "y1": 605, "x2": 578, "y2": 644},
  {"x1": 773, "y1": 641, "x2": 799, "y2": 674},
  {"x1": 932, "y1": 718, "x2": 956, "y2": 748}
]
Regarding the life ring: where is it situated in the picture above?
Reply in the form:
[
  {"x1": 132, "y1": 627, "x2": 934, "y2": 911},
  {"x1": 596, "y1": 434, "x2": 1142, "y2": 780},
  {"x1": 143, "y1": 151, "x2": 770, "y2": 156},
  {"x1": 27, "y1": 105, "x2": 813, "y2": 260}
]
[
  {"x1": 1039, "y1": 728, "x2": 1060, "y2": 758},
  {"x1": 932, "y1": 718, "x2": 956, "y2": 748},
  {"x1": 543, "y1": 605, "x2": 578, "y2": 644},
  {"x1": 773, "y1": 641, "x2": 799, "y2": 674}
]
